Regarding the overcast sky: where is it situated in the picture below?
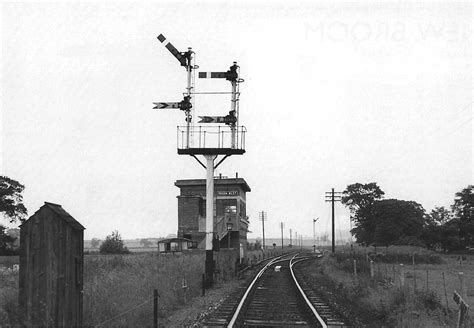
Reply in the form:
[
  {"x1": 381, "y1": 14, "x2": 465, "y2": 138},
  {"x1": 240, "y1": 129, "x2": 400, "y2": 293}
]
[{"x1": 1, "y1": 1, "x2": 472, "y2": 241}]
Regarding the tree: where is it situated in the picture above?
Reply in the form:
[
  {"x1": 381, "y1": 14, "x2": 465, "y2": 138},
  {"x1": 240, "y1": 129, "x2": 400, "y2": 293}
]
[
  {"x1": 0, "y1": 176, "x2": 27, "y2": 223},
  {"x1": 341, "y1": 182, "x2": 385, "y2": 245},
  {"x1": 452, "y1": 185, "x2": 474, "y2": 247},
  {"x1": 427, "y1": 206, "x2": 451, "y2": 226},
  {"x1": 1, "y1": 176, "x2": 27, "y2": 255},
  {"x1": 99, "y1": 231, "x2": 130, "y2": 254},
  {"x1": 0, "y1": 225, "x2": 17, "y2": 255},
  {"x1": 422, "y1": 207, "x2": 452, "y2": 250},
  {"x1": 372, "y1": 199, "x2": 425, "y2": 246}
]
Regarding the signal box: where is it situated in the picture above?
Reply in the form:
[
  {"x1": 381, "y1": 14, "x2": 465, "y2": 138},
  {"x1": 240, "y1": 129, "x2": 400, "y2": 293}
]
[{"x1": 175, "y1": 174, "x2": 250, "y2": 255}]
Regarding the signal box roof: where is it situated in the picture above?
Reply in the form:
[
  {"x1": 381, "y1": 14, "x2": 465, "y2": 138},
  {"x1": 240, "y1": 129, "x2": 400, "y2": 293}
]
[{"x1": 175, "y1": 177, "x2": 251, "y2": 192}]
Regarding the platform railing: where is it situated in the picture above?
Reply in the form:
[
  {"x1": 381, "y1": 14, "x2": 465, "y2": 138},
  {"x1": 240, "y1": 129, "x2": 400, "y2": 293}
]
[{"x1": 177, "y1": 125, "x2": 246, "y2": 151}]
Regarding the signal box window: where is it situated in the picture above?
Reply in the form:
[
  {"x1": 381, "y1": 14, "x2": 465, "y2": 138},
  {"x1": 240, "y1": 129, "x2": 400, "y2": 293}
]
[{"x1": 225, "y1": 205, "x2": 237, "y2": 214}]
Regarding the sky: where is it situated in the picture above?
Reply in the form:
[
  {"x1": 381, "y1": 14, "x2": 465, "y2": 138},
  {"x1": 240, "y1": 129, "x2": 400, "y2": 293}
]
[{"x1": 1, "y1": 1, "x2": 472, "y2": 241}]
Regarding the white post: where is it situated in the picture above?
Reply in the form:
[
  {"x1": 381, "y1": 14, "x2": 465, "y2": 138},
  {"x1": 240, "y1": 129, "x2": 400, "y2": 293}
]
[
  {"x1": 205, "y1": 155, "x2": 215, "y2": 250},
  {"x1": 400, "y1": 264, "x2": 405, "y2": 287},
  {"x1": 185, "y1": 48, "x2": 193, "y2": 148},
  {"x1": 230, "y1": 82, "x2": 237, "y2": 149}
]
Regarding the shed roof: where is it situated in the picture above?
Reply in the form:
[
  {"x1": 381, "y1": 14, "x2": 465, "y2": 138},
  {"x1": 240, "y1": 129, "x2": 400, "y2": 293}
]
[
  {"x1": 157, "y1": 237, "x2": 193, "y2": 244},
  {"x1": 23, "y1": 202, "x2": 85, "y2": 230}
]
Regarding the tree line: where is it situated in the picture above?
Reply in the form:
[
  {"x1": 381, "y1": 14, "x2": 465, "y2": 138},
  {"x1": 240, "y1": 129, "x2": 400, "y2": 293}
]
[
  {"x1": 1, "y1": 175, "x2": 473, "y2": 254},
  {"x1": 342, "y1": 182, "x2": 474, "y2": 251}
]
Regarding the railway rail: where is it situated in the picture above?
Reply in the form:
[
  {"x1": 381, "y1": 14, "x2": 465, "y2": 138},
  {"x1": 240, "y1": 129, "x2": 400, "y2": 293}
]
[{"x1": 202, "y1": 252, "x2": 350, "y2": 327}]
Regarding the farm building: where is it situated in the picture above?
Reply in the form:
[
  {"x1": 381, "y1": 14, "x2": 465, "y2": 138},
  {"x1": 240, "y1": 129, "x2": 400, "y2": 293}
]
[
  {"x1": 175, "y1": 174, "x2": 251, "y2": 258},
  {"x1": 19, "y1": 202, "x2": 84, "y2": 327}
]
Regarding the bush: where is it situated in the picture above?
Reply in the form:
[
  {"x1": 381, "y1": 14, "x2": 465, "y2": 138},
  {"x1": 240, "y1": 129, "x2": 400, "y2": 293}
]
[{"x1": 99, "y1": 231, "x2": 130, "y2": 254}]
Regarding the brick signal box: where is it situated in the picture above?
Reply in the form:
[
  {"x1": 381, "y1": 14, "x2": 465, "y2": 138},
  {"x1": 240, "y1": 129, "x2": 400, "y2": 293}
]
[{"x1": 175, "y1": 174, "x2": 250, "y2": 255}]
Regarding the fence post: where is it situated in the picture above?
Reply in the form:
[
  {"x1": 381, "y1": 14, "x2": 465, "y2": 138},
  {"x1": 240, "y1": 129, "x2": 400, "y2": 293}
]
[
  {"x1": 370, "y1": 260, "x2": 374, "y2": 278},
  {"x1": 353, "y1": 260, "x2": 357, "y2": 276},
  {"x1": 453, "y1": 290, "x2": 469, "y2": 328},
  {"x1": 400, "y1": 264, "x2": 405, "y2": 288},
  {"x1": 413, "y1": 258, "x2": 417, "y2": 292},
  {"x1": 442, "y1": 272, "x2": 449, "y2": 310},
  {"x1": 182, "y1": 275, "x2": 188, "y2": 305},
  {"x1": 154, "y1": 289, "x2": 158, "y2": 328},
  {"x1": 202, "y1": 273, "x2": 206, "y2": 296},
  {"x1": 425, "y1": 270, "x2": 428, "y2": 291}
]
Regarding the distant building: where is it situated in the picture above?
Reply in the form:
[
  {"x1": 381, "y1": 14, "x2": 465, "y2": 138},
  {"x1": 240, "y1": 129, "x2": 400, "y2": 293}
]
[
  {"x1": 175, "y1": 174, "x2": 251, "y2": 257},
  {"x1": 157, "y1": 237, "x2": 195, "y2": 253}
]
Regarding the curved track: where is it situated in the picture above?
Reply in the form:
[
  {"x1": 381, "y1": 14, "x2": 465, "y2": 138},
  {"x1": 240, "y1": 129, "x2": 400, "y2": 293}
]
[{"x1": 202, "y1": 252, "x2": 350, "y2": 327}]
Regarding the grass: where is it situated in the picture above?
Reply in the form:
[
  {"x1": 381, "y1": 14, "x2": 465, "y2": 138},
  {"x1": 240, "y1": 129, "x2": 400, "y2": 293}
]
[
  {"x1": 0, "y1": 247, "x2": 292, "y2": 327},
  {"x1": 298, "y1": 245, "x2": 474, "y2": 327},
  {"x1": 83, "y1": 252, "x2": 208, "y2": 327}
]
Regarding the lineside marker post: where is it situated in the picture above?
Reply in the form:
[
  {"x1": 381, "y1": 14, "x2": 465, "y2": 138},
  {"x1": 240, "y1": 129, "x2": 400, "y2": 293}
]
[
  {"x1": 399, "y1": 264, "x2": 405, "y2": 288},
  {"x1": 458, "y1": 272, "x2": 466, "y2": 300}
]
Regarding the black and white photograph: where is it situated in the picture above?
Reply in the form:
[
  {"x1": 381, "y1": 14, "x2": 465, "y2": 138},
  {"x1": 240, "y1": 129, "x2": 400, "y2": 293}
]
[{"x1": 0, "y1": 1, "x2": 472, "y2": 327}]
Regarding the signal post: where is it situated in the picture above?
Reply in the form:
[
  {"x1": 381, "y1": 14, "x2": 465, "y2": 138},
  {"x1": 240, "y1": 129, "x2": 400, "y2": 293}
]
[{"x1": 154, "y1": 35, "x2": 246, "y2": 288}]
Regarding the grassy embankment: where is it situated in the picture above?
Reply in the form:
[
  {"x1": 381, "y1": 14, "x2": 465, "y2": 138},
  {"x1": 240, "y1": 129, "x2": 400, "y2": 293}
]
[{"x1": 299, "y1": 245, "x2": 473, "y2": 327}]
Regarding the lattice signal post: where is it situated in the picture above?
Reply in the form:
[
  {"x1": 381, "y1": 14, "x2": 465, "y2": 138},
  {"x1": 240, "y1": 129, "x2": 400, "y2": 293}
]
[{"x1": 154, "y1": 34, "x2": 246, "y2": 288}]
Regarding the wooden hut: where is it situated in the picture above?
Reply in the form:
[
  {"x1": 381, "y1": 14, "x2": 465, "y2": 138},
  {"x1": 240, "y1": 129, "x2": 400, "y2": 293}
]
[
  {"x1": 157, "y1": 237, "x2": 194, "y2": 253},
  {"x1": 19, "y1": 202, "x2": 85, "y2": 327}
]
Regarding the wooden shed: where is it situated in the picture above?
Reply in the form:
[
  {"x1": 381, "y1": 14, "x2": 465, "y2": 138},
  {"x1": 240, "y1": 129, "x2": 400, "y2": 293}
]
[{"x1": 19, "y1": 202, "x2": 85, "y2": 327}]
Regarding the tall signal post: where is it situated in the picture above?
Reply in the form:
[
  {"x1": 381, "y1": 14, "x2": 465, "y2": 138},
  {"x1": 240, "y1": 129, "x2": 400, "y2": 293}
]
[
  {"x1": 325, "y1": 189, "x2": 342, "y2": 253},
  {"x1": 259, "y1": 211, "x2": 267, "y2": 250},
  {"x1": 313, "y1": 217, "x2": 319, "y2": 252},
  {"x1": 154, "y1": 34, "x2": 246, "y2": 288}
]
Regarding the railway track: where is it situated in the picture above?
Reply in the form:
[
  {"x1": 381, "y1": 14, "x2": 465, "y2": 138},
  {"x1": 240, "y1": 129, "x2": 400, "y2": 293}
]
[{"x1": 202, "y1": 252, "x2": 350, "y2": 327}]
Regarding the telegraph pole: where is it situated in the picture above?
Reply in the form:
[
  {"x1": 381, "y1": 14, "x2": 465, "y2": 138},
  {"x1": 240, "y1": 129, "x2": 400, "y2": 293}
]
[
  {"x1": 280, "y1": 222, "x2": 284, "y2": 249},
  {"x1": 290, "y1": 228, "x2": 292, "y2": 246},
  {"x1": 259, "y1": 211, "x2": 267, "y2": 250},
  {"x1": 325, "y1": 188, "x2": 342, "y2": 253}
]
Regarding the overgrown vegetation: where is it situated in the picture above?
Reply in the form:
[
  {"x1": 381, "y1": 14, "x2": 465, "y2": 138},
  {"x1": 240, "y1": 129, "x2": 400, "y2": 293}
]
[{"x1": 298, "y1": 248, "x2": 470, "y2": 327}]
